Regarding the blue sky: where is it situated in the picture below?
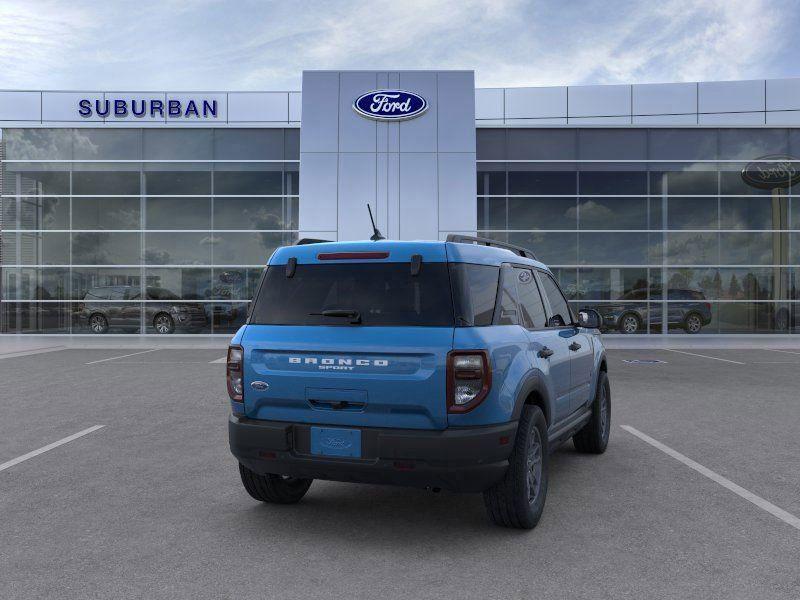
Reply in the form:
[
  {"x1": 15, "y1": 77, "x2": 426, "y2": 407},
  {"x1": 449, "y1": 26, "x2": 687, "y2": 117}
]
[{"x1": 0, "y1": 0, "x2": 798, "y2": 90}]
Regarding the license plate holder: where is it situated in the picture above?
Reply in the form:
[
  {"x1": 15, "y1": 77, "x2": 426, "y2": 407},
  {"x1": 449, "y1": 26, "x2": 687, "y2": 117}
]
[{"x1": 310, "y1": 427, "x2": 361, "y2": 458}]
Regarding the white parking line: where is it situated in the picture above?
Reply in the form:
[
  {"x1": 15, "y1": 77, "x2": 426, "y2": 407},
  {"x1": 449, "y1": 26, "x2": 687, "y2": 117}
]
[
  {"x1": 210, "y1": 356, "x2": 227, "y2": 364},
  {"x1": 663, "y1": 349, "x2": 745, "y2": 365},
  {"x1": 764, "y1": 349, "x2": 800, "y2": 356},
  {"x1": 0, "y1": 346, "x2": 66, "y2": 360},
  {"x1": 621, "y1": 425, "x2": 800, "y2": 531},
  {"x1": 0, "y1": 425, "x2": 105, "y2": 473},
  {"x1": 85, "y1": 349, "x2": 159, "y2": 365}
]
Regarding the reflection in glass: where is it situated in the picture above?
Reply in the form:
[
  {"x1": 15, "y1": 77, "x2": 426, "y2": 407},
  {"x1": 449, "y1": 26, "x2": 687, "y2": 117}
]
[
  {"x1": 667, "y1": 232, "x2": 718, "y2": 265},
  {"x1": 208, "y1": 302, "x2": 250, "y2": 334},
  {"x1": 211, "y1": 232, "x2": 293, "y2": 265},
  {"x1": 213, "y1": 197, "x2": 285, "y2": 230},
  {"x1": 145, "y1": 171, "x2": 211, "y2": 195},
  {"x1": 578, "y1": 268, "x2": 649, "y2": 300},
  {"x1": 0, "y1": 302, "x2": 72, "y2": 333},
  {"x1": 145, "y1": 197, "x2": 211, "y2": 230},
  {"x1": 2, "y1": 267, "x2": 69, "y2": 300},
  {"x1": 72, "y1": 197, "x2": 140, "y2": 230},
  {"x1": 144, "y1": 268, "x2": 212, "y2": 300},
  {"x1": 72, "y1": 232, "x2": 140, "y2": 265},
  {"x1": 214, "y1": 170, "x2": 282, "y2": 195},
  {"x1": 144, "y1": 233, "x2": 212, "y2": 265},
  {"x1": 71, "y1": 268, "x2": 141, "y2": 300},
  {"x1": 507, "y1": 197, "x2": 577, "y2": 230},
  {"x1": 484, "y1": 232, "x2": 578, "y2": 266},
  {"x1": 73, "y1": 171, "x2": 140, "y2": 195},
  {"x1": 20, "y1": 196, "x2": 70, "y2": 230},
  {"x1": 720, "y1": 232, "x2": 781, "y2": 265},
  {"x1": 578, "y1": 232, "x2": 651, "y2": 265},
  {"x1": 508, "y1": 171, "x2": 575, "y2": 195}
]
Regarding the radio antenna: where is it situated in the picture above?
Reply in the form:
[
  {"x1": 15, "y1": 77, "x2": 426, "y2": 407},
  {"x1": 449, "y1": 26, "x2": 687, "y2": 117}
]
[{"x1": 367, "y1": 204, "x2": 385, "y2": 241}]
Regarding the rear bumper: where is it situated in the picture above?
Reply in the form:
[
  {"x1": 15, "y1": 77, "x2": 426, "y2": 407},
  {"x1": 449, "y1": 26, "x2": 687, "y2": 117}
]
[{"x1": 229, "y1": 415, "x2": 517, "y2": 493}]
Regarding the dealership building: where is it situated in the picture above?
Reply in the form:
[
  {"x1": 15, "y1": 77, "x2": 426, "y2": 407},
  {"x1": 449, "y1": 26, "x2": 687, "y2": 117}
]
[{"x1": 1, "y1": 70, "x2": 799, "y2": 335}]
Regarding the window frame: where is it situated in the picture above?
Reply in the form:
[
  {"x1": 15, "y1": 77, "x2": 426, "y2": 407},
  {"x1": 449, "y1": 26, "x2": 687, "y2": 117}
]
[
  {"x1": 534, "y1": 269, "x2": 576, "y2": 328},
  {"x1": 512, "y1": 266, "x2": 548, "y2": 330}
]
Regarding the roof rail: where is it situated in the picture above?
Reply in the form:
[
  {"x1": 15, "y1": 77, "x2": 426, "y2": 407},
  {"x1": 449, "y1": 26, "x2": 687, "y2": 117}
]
[
  {"x1": 446, "y1": 234, "x2": 536, "y2": 260},
  {"x1": 296, "y1": 238, "x2": 332, "y2": 245}
]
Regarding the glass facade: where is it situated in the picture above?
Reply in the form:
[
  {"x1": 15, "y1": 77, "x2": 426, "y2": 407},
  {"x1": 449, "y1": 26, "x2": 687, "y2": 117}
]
[
  {"x1": 478, "y1": 128, "x2": 800, "y2": 334},
  {"x1": 1, "y1": 125, "x2": 798, "y2": 335},
  {"x1": 0, "y1": 128, "x2": 298, "y2": 334}
]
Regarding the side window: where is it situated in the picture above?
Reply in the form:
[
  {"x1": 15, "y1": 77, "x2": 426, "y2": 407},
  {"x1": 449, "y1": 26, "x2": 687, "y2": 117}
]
[
  {"x1": 496, "y1": 266, "x2": 519, "y2": 325},
  {"x1": 514, "y1": 268, "x2": 547, "y2": 329},
  {"x1": 540, "y1": 273, "x2": 572, "y2": 327},
  {"x1": 449, "y1": 263, "x2": 499, "y2": 326}
]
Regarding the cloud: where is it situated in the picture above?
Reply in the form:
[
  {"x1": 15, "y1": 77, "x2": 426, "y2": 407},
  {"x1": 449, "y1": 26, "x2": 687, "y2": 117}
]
[{"x1": 0, "y1": 0, "x2": 795, "y2": 91}]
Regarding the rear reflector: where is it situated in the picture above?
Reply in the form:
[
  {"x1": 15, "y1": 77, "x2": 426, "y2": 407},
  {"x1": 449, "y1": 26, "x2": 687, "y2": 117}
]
[
  {"x1": 393, "y1": 461, "x2": 415, "y2": 471},
  {"x1": 317, "y1": 251, "x2": 389, "y2": 260}
]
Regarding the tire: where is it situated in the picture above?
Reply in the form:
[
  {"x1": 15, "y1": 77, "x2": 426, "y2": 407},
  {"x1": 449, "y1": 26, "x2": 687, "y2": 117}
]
[
  {"x1": 483, "y1": 405, "x2": 549, "y2": 529},
  {"x1": 88, "y1": 313, "x2": 108, "y2": 334},
  {"x1": 617, "y1": 313, "x2": 641, "y2": 334},
  {"x1": 153, "y1": 313, "x2": 175, "y2": 334},
  {"x1": 238, "y1": 463, "x2": 312, "y2": 504},
  {"x1": 683, "y1": 312, "x2": 703, "y2": 334},
  {"x1": 573, "y1": 371, "x2": 611, "y2": 454}
]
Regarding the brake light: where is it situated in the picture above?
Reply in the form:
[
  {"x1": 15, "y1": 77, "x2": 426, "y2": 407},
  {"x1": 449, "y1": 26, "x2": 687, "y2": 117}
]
[
  {"x1": 227, "y1": 345, "x2": 244, "y2": 401},
  {"x1": 317, "y1": 252, "x2": 389, "y2": 260},
  {"x1": 447, "y1": 350, "x2": 491, "y2": 413},
  {"x1": 705, "y1": 303, "x2": 712, "y2": 311}
]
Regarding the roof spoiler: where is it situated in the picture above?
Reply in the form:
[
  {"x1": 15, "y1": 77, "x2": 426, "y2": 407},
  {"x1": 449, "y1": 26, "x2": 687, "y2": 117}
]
[
  {"x1": 446, "y1": 234, "x2": 536, "y2": 260},
  {"x1": 296, "y1": 238, "x2": 332, "y2": 245}
]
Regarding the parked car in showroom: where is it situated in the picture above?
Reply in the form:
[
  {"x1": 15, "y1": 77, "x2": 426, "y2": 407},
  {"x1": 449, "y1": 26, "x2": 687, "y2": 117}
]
[
  {"x1": 582, "y1": 287, "x2": 712, "y2": 334},
  {"x1": 75, "y1": 285, "x2": 207, "y2": 333}
]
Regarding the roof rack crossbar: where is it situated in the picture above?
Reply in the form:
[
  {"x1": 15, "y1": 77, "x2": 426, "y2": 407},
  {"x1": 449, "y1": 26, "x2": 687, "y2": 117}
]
[{"x1": 446, "y1": 234, "x2": 536, "y2": 260}]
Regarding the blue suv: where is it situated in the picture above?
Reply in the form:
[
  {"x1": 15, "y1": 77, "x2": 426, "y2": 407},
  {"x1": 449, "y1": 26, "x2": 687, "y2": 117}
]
[{"x1": 228, "y1": 235, "x2": 610, "y2": 528}]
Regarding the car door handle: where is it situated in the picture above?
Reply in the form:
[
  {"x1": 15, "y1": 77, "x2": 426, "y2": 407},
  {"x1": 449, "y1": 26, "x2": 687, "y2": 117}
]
[
  {"x1": 537, "y1": 347, "x2": 554, "y2": 359},
  {"x1": 568, "y1": 342, "x2": 582, "y2": 352}
]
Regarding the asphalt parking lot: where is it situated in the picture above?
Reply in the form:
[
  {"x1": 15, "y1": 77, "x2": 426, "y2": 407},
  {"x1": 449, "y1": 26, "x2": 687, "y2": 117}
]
[{"x1": 1, "y1": 346, "x2": 799, "y2": 599}]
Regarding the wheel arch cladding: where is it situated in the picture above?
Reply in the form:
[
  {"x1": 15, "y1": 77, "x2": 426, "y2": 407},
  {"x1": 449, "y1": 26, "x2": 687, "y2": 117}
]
[{"x1": 513, "y1": 373, "x2": 552, "y2": 427}]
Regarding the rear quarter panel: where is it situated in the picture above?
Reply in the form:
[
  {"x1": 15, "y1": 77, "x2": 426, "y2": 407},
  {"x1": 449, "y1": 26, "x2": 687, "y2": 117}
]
[{"x1": 449, "y1": 325, "x2": 532, "y2": 427}]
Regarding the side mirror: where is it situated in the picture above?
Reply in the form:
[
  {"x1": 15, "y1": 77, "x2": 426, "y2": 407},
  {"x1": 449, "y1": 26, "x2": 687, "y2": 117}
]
[{"x1": 578, "y1": 309, "x2": 601, "y2": 329}]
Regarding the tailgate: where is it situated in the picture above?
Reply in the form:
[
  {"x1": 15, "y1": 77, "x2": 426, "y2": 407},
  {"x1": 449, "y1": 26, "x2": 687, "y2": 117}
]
[{"x1": 242, "y1": 325, "x2": 453, "y2": 430}]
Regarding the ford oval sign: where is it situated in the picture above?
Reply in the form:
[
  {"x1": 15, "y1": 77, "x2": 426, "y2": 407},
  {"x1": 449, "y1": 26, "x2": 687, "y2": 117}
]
[
  {"x1": 353, "y1": 90, "x2": 428, "y2": 121},
  {"x1": 741, "y1": 155, "x2": 800, "y2": 190}
]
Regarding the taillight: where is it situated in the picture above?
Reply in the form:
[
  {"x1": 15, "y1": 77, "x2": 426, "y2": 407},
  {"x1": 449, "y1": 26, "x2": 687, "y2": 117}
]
[
  {"x1": 227, "y1": 345, "x2": 244, "y2": 401},
  {"x1": 447, "y1": 350, "x2": 491, "y2": 413}
]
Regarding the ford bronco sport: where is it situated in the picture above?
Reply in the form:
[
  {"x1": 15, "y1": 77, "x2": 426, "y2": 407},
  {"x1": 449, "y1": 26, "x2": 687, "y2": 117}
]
[{"x1": 228, "y1": 235, "x2": 609, "y2": 529}]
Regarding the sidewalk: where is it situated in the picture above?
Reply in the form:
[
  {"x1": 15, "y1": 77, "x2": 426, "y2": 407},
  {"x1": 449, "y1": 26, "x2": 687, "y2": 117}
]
[{"x1": 1, "y1": 334, "x2": 799, "y2": 353}]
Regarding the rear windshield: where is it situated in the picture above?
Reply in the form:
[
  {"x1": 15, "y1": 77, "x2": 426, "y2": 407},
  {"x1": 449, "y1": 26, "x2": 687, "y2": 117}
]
[{"x1": 250, "y1": 262, "x2": 454, "y2": 326}]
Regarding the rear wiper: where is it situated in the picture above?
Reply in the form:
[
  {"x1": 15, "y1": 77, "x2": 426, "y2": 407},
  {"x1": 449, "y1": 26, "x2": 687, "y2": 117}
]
[{"x1": 309, "y1": 309, "x2": 362, "y2": 324}]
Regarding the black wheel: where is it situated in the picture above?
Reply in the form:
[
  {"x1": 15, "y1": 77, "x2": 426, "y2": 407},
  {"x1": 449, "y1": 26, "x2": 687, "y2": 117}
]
[
  {"x1": 88, "y1": 313, "x2": 108, "y2": 334},
  {"x1": 683, "y1": 313, "x2": 703, "y2": 334},
  {"x1": 483, "y1": 405, "x2": 549, "y2": 529},
  {"x1": 238, "y1": 463, "x2": 312, "y2": 504},
  {"x1": 618, "y1": 313, "x2": 641, "y2": 334},
  {"x1": 573, "y1": 371, "x2": 611, "y2": 454},
  {"x1": 153, "y1": 313, "x2": 175, "y2": 334}
]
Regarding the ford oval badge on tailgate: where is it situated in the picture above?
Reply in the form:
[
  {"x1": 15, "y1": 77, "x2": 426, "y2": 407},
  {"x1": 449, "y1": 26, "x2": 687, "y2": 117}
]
[{"x1": 353, "y1": 90, "x2": 428, "y2": 121}]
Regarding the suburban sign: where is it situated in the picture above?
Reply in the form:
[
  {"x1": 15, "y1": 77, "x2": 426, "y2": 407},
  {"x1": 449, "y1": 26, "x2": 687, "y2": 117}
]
[
  {"x1": 78, "y1": 98, "x2": 219, "y2": 119},
  {"x1": 352, "y1": 90, "x2": 428, "y2": 121},
  {"x1": 741, "y1": 155, "x2": 800, "y2": 190}
]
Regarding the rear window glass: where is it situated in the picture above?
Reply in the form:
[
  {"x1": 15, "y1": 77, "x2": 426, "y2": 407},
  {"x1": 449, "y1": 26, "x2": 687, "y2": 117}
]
[
  {"x1": 250, "y1": 262, "x2": 454, "y2": 326},
  {"x1": 449, "y1": 263, "x2": 499, "y2": 326}
]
